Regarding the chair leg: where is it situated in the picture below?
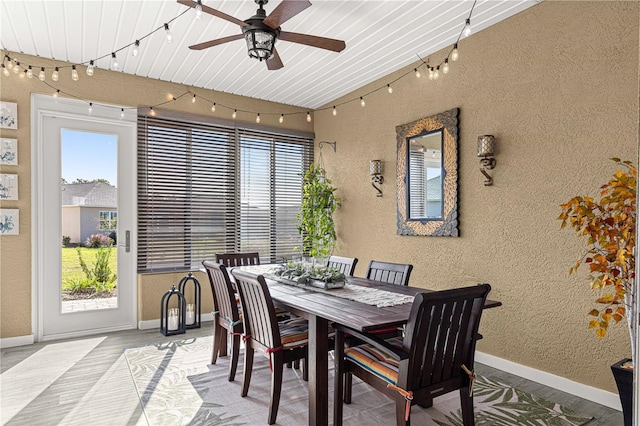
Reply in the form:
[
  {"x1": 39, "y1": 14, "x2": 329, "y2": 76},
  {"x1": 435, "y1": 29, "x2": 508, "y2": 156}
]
[
  {"x1": 241, "y1": 347, "x2": 254, "y2": 397},
  {"x1": 460, "y1": 387, "x2": 474, "y2": 426},
  {"x1": 219, "y1": 329, "x2": 228, "y2": 357},
  {"x1": 211, "y1": 323, "x2": 223, "y2": 365},
  {"x1": 228, "y1": 331, "x2": 240, "y2": 382},
  {"x1": 344, "y1": 372, "x2": 352, "y2": 404},
  {"x1": 333, "y1": 330, "x2": 345, "y2": 426},
  {"x1": 302, "y1": 357, "x2": 308, "y2": 381},
  {"x1": 395, "y1": 396, "x2": 410, "y2": 426},
  {"x1": 268, "y1": 353, "x2": 284, "y2": 425}
]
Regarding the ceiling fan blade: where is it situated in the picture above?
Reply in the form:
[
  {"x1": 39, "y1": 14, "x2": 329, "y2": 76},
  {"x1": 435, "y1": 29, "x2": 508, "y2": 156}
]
[
  {"x1": 189, "y1": 34, "x2": 244, "y2": 50},
  {"x1": 263, "y1": 0, "x2": 312, "y2": 29},
  {"x1": 177, "y1": 0, "x2": 247, "y2": 27},
  {"x1": 279, "y1": 31, "x2": 346, "y2": 52},
  {"x1": 267, "y1": 48, "x2": 284, "y2": 70}
]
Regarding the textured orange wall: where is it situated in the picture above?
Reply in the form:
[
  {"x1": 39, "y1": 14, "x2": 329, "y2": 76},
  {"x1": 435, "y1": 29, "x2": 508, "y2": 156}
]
[{"x1": 313, "y1": 1, "x2": 638, "y2": 392}]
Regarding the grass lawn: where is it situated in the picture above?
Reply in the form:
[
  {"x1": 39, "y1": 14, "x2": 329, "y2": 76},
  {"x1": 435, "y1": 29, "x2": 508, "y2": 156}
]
[{"x1": 62, "y1": 246, "x2": 118, "y2": 283}]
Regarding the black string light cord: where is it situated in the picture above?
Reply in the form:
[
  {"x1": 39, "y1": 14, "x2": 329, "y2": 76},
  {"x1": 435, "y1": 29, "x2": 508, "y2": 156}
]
[{"x1": 1, "y1": 1, "x2": 476, "y2": 122}]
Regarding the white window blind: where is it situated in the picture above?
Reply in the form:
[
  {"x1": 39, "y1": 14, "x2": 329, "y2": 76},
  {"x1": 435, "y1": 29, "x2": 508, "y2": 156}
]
[{"x1": 138, "y1": 112, "x2": 313, "y2": 273}]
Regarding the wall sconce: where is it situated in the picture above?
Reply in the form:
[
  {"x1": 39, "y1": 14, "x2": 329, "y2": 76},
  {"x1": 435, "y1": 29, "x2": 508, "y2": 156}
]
[
  {"x1": 370, "y1": 160, "x2": 384, "y2": 197},
  {"x1": 477, "y1": 135, "x2": 496, "y2": 186}
]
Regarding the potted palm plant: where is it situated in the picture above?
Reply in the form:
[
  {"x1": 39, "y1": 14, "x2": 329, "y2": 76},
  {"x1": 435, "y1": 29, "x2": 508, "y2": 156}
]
[
  {"x1": 558, "y1": 158, "x2": 636, "y2": 425},
  {"x1": 298, "y1": 163, "x2": 341, "y2": 262}
]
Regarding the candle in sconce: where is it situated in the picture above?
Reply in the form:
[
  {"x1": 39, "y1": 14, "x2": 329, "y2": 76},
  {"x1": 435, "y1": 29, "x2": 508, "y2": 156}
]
[
  {"x1": 168, "y1": 308, "x2": 179, "y2": 331},
  {"x1": 186, "y1": 304, "x2": 195, "y2": 325}
]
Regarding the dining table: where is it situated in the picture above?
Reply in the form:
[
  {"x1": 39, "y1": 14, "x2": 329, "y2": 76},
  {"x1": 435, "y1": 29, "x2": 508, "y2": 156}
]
[{"x1": 231, "y1": 264, "x2": 502, "y2": 426}]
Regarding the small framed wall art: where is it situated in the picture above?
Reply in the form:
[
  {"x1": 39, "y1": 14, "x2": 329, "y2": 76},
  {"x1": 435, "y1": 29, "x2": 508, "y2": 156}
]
[
  {"x1": 1, "y1": 138, "x2": 18, "y2": 165},
  {"x1": 0, "y1": 174, "x2": 18, "y2": 200},
  {"x1": 0, "y1": 102, "x2": 18, "y2": 130},
  {"x1": 0, "y1": 209, "x2": 19, "y2": 235}
]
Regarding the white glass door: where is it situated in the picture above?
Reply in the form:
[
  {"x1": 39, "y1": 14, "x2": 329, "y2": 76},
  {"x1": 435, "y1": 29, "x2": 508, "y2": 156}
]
[{"x1": 33, "y1": 95, "x2": 136, "y2": 340}]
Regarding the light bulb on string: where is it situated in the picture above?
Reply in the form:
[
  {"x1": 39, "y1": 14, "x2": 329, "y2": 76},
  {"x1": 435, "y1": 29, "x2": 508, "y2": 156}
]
[
  {"x1": 256, "y1": 113, "x2": 261, "y2": 124},
  {"x1": 2, "y1": 64, "x2": 9, "y2": 77},
  {"x1": 71, "y1": 65, "x2": 79, "y2": 81},
  {"x1": 279, "y1": 114, "x2": 284, "y2": 123},
  {"x1": 27, "y1": 66, "x2": 33, "y2": 79},
  {"x1": 88, "y1": 103, "x2": 93, "y2": 114},
  {"x1": 463, "y1": 19, "x2": 472, "y2": 37},
  {"x1": 111, "y1": 52, "x2": 119, "y2": 70},
  {"x1": 428, "y1": 67, "x2": 434, "y2": 80},
  {"x1": 5, "y1": 57, "x2": 12, "y2": 70},
  {"x1": 191, "y1": 94, "x2": 196, "y2": 103},
  {"x1": 306, "y1": 112, "x2": 312, "y2": 123},
  {"x1": 87, "y1": 60, "x2": 95, "y2": 76},
  {"x1": 13, "y1": 61, "x2": 20, "y2": 74},
  {"x1": 149, "y1": 107, "x2": 156, "y2": 116},
  {"x1": 195, "y1": 0, "x2": 202, "y2": 19},
  {"x1": 53, "y1": 89, "x2": 60, "y2": 98},
  {"x1": 332, "y1": 106, "x2": 337, "y2": 116},
  {"x1": 360, "y1": 97, "x2": 365, "y2": 107},
  {"x1": 232, "y1": 109, "x2": 237, "y2": 119},
  {"x1": 164, "y1": 23, "x2": 173, "y2": 43},
  {"x1": 211, "y1": 103, "x2": 216, "y2": 113},
  {"x1": 443, "y1": 59, "x2": 450, "y2": 74},
  {"x1": 433, "y1": 66, "x2": 440, "y2": 80},
  {"x1": 19, "y1": 70, "x2": 26, "y2": 79},
  {"x1": 39, "y1": 67, "x2": 46, "y2": 80},
  {"x1": 451, "y1": 44, "x2": 459, "y2": 62},
  {"x1": 387, "y1": 84, "x2": 393, "y2": 94},
  {"x1": 132, "y1": 40, "x2": 140, "y2": 57},
  {"x1": 120, "y1": 108, "x2": 125, "y2": 119},
  {"x1": 414, "y1": 68, "x2": 421, "y2": 78},
  {"x1": 52, "y1": 67, "x2": 59, "y2": 81}
]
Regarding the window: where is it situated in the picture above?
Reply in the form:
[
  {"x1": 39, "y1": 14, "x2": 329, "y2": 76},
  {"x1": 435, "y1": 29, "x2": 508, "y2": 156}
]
[
  {"x1": 99, "y1": 211, "x2": 118, "y2": 231},
  {"x1": 137, "y1": 111, "x2": 313, "y2": 273}
]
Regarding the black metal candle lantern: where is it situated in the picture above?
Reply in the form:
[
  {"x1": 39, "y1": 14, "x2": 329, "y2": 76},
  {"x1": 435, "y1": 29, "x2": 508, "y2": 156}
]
[
  {"x1": 160, "y1": 285, "x2": 186, "y2": 336},
  {"x1": 178, "y1": 272, "x2": 201, "y2": 329}
]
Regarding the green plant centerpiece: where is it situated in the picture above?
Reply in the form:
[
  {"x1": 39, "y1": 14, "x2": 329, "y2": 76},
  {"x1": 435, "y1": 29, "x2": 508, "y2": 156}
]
[
  {"x1": 558, "y1": 158, "x2": 636, "y2": 362},
  {"x1": 298, "y1": 163, "x2": 342, "y2": 260},
  {"x1": 274, "y1": 261, "x2": 346, "y2": 290}
]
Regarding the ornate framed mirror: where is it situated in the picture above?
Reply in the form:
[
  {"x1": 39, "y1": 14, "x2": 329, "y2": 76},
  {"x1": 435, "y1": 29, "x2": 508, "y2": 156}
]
[{"x1": 396, "y1": 108, "x2": 459, "y2": 236}]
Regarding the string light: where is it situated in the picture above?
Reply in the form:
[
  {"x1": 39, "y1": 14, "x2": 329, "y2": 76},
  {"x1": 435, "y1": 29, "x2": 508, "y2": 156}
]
[
  {"x1": 191, "y1": 94, "x2": 196, "y2": 103},
  {"x1": 71, "y1": 65, "x2": 79, "y2": 81},
  {"x1": 132, "y1": 40, "x2": 140, "y2": 57},
  {"x1": 360, "y1": 97, "x2": 365, "y2": 107},
  {"x1": 19, "y1": 70, "x2": 26, "y2": 79},
  {"x1": 442, "y1": 59, "x2": 449, "y2": 74},
  {"x1": 463, "y1": 19, "x2": 472, "y2": 37},
  {"x1": 256, "y1": 113, "x2": 261, "y2": 123},
  {"x1": 232, "y1": 109, "x2": 237, "y2": 119},
  {"x1": 195, "y1": 0, "x2": 203, "y2": 19},
  {"x1": 332, "y1": 106, "x2": 337, "y2": 116},
  {"x1": 88, "y1": 102, "x2": 93, "y2": 114},
  {"x1": 164, "y1": 23, "x2": 173, "y2": 43},
  {"x1": 149, "y1": 107, "x2": 156, "y2": 116},
  {"x1": 52, "y1": 67, "x2": 59, "y2": 81},
  {"x1": 111, "y1": 52, "x2": 119, "y2": 70},
  {"x1": 433, "y1": 66, "x2": 440, "y2": 80},
  {"x1": 428, "y1": 67, "x2": 434, "y2": 80},
  {"x1": 53, "y1": 89, "x2": 60, "y2": 97},
  {"x1": 120, "y1": 108, "x2": 125, "y2": 119},
  {"x1": 211, "y1": 103, "x2": 216, "y2": 112},
  {"x1": 39, "y1": 67, "x2": 46, "y2": 80},
  {"x1": 451, "y1": 43, "x2": 459, "y2": 61},
  {"x1": 87, "y1": 60, "x2": 95, "y2": 76},
  {"x1": 414, "y1": 68, "x2": 421, "y2": 78},
  {"x1": 27, "y1": 65, "x2": 33, "y2": 78},
  {"x1": 5, "y1": 57, "x2": 12, "y2": 70},
  {"x1": 387, "y1": 84, "x2": 393, "y2": 94},
  {"x1": 1, "y1": 64, "x2": 8, "y2": 77},
  {"x1": 279, "y1": 114, "x2": 284, "y2": 123},
  {"x1": 13, "y1": 61, "x2": 20, "y2": 74},
  {"x1": 306, "y1": 112, "x2": 312, "y2": 122}
]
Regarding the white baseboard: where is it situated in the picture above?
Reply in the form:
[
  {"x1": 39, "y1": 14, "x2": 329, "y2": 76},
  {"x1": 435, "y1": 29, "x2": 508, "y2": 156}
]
[
  {"x1": 138, "y1": 313, "x2": 213, "y2": 331},
  {"x1": 0, "y1": 334, "x2": 35, "y2": 348},
  {"x1": 475, "y1": 351, "x2": 622, "y2": 411}
]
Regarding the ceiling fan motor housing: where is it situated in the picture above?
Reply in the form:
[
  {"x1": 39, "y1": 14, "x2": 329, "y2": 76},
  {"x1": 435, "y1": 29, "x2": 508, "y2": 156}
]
[{"x1": 242, "y1": 4, "x2": 281, "y2": 61}]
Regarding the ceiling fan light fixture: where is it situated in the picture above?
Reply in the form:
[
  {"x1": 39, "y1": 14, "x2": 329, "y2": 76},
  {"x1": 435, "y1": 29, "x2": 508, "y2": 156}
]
[{"x1": 243, "y1": 27, "x2": 277, "y2": 61}]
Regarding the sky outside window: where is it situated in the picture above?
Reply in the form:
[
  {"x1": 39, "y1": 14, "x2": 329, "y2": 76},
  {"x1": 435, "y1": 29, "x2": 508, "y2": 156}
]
[{"x1": 61, "y1": 129, "x2": 117, "y2": 186}]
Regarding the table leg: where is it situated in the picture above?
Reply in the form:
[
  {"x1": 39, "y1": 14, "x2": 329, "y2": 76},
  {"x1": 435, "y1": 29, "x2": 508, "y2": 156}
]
[{"x1": 308, "y1": 314, "x2": 328, "y2": 426}]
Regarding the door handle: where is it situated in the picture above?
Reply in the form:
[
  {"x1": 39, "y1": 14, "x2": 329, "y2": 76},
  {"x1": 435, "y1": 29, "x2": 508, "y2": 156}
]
[{"x1": 117, "y1": 230, "x2": 131, "y2": 252}]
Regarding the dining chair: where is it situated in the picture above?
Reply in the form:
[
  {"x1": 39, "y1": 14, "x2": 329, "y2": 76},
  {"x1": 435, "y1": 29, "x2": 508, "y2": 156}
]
[
  {"x1": 231, "y1": 269, "x2": 312, "y2": 425},
  {"x1": 366, "y1": 260, "x2": 413, "y2": 286},
  {"x1": 326, "y1": 255, "x2": 358, "y2": 276},
  {"x1": 215, "y1": 251, "x2": 261, "y2": 267},
  {"x1": 333, "y1": 284, "x2": 491, "y2": 426},
  {"x1": 202, "y1": 260, "x2": 243, "y2": 381}
]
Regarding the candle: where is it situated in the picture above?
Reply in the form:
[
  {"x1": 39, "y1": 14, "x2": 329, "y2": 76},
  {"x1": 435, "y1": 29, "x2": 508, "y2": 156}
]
[
  {"x1": 168, "y1": 314, "x2": 179, "y2": 331},
  {"x1": 186, "y1": 304, "x2": 195, "y2": 325}
]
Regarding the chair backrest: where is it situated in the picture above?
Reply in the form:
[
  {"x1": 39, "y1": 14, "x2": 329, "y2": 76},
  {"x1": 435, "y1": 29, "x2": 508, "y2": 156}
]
[
  {"x1": 202, "y1": 260, "x2": 240, "y2": 325},
  {"x1": 231, "y1": 269, "x2": 280, "y2": 351},
  {"x1": 365, "y1": 260, "x2": 413, "y2": 286},
  {"x1": 215, "y1": 252, "x2": 261, "y2": 267},
  {"x1": 326, "y1": 255, "x2": 358, "y2": 276},
  {"x1": 400, "y1": 284, "x2": 491, "y2": 391}
]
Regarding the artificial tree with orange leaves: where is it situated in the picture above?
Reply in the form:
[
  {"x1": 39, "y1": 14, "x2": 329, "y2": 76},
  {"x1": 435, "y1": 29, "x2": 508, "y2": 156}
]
[{"x1": 558, "y1": 158, "x2": 636, "y2": 361}]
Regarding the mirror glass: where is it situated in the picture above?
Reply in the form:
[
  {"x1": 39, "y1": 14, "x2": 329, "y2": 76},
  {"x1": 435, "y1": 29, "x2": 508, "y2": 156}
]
[
  {"x1": 408, "y1": 131, "x2": 443, "y2": 220},
  {"x1": 396, "y1": 108, "x2": 459, "y2": 237}
]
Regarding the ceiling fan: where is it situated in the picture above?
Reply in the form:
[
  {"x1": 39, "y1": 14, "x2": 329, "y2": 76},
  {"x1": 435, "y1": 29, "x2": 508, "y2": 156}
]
[{"x1": 178, "y1": 0, "x2": 346, "y2": 70}]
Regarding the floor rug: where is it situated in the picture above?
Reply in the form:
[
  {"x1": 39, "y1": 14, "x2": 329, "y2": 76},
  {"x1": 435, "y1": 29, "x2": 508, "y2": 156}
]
[{"x1": 124, "y1": 336, "x2": 592, "y2": 426}]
